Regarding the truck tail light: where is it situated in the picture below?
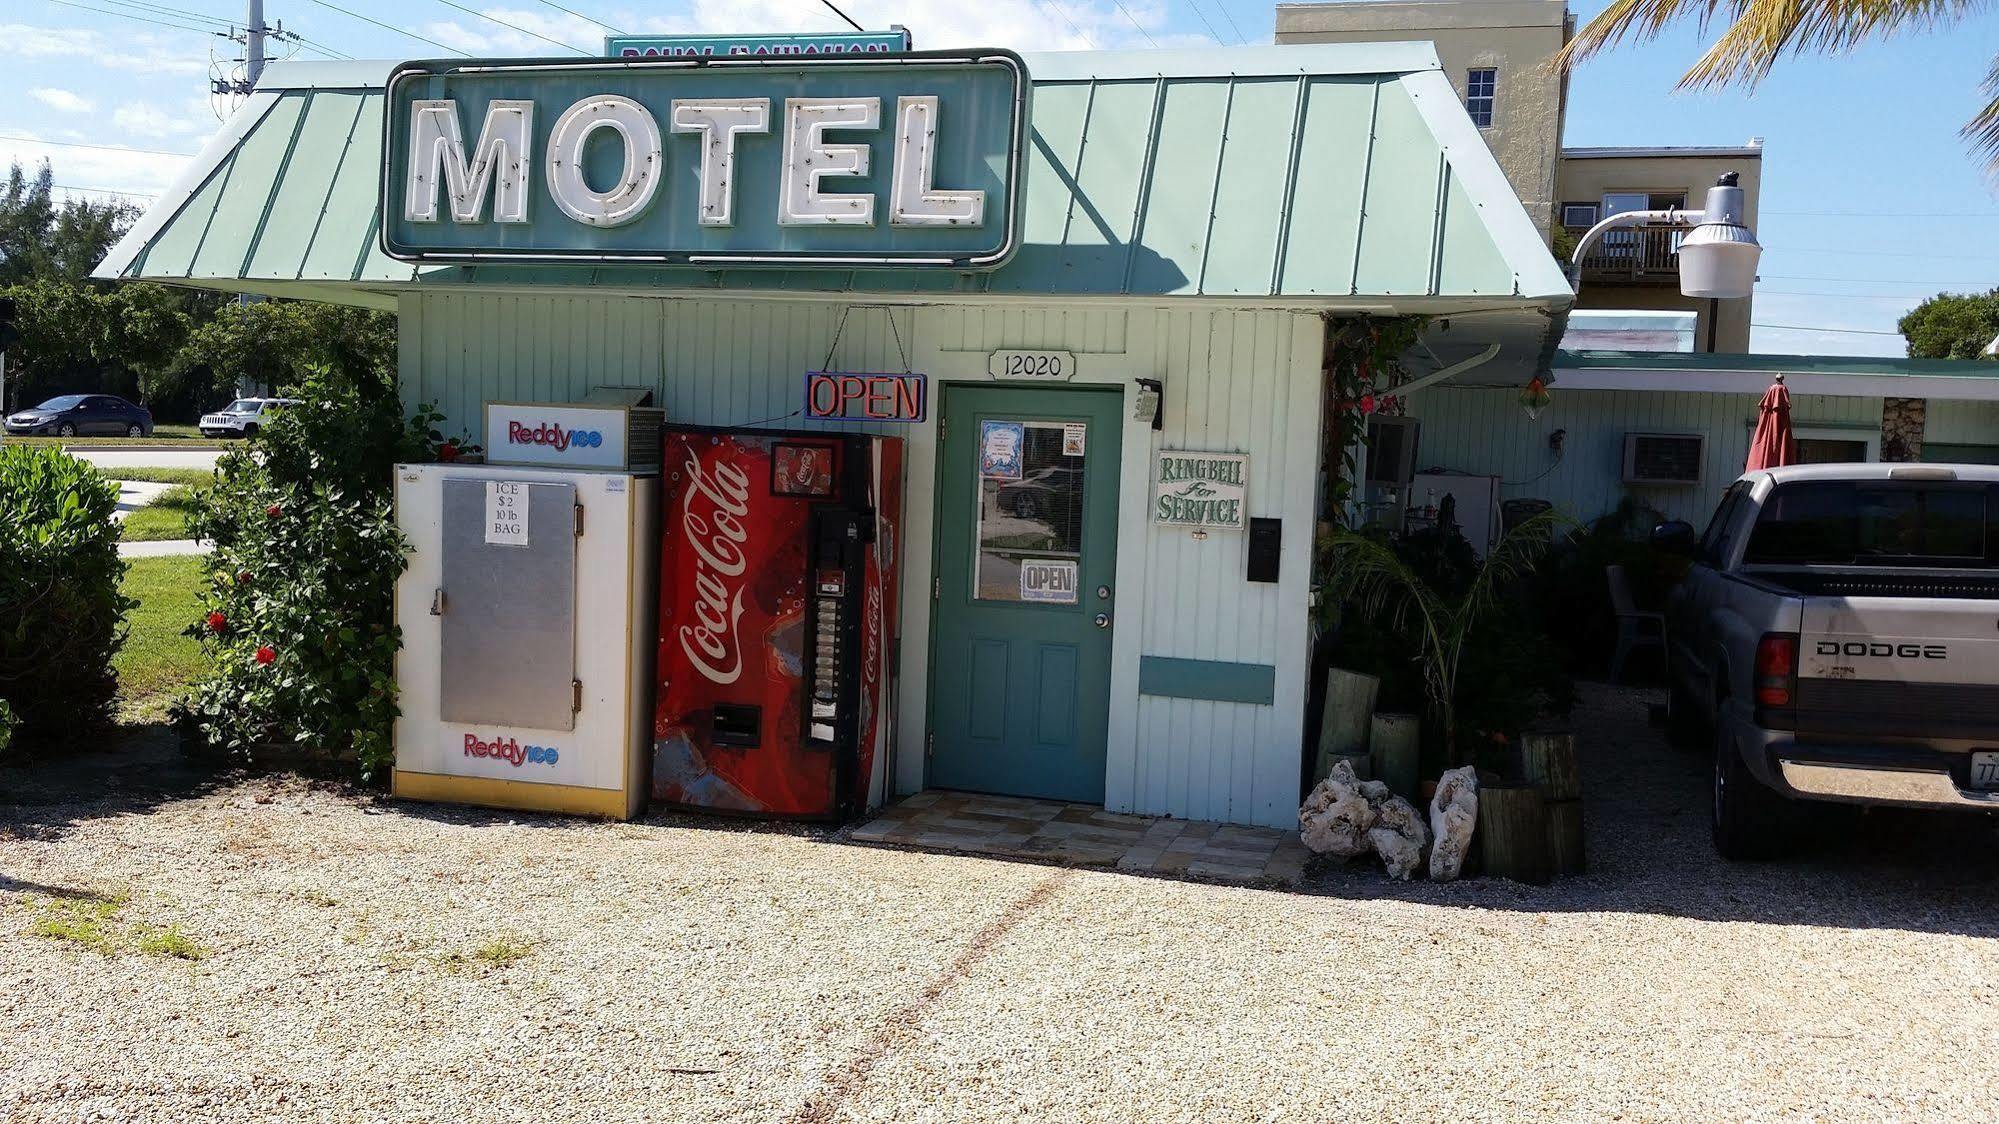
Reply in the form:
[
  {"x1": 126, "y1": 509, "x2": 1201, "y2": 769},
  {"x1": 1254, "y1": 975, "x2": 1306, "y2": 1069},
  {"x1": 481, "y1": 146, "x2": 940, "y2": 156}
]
[{"x1": 1754, "y1": 633, "x2": 1798, "y2": 709}]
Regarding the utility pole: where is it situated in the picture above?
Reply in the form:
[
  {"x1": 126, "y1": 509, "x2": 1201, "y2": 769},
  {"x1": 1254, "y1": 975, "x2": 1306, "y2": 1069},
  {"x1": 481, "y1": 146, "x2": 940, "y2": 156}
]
[{"x1": 213, "y1": 0, "x2": 296, "y2": 98}]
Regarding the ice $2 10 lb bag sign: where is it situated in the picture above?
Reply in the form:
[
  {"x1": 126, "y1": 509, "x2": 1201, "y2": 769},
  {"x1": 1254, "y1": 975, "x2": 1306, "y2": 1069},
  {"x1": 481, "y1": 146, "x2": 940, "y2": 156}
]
[{"x1": 1154, "y1": 451, "x2": 1248, "y2": 531}]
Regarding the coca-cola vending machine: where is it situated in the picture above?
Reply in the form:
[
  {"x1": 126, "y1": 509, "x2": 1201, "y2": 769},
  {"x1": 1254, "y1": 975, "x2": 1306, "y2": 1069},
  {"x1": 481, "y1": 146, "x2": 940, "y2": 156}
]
[{"x1": 653, "y1": 428, "x2": 903, "y2": 820}]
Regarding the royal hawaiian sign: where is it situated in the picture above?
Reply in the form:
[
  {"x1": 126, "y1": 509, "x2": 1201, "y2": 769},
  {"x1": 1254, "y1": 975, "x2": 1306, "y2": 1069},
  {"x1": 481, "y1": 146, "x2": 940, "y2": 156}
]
[{"x1": 381, "y1": 52, "x2": 1025, "y2": 267}]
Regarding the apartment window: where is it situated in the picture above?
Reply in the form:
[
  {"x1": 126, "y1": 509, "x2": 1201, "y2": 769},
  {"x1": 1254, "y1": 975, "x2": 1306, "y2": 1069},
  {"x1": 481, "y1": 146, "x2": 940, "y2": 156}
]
[
  {"x1": 1561, "y1": 202, "x2": 1599, "y2": 229},
  {"x1": 1465, "y1": 67, "x2": 1497, "y2": 127}
]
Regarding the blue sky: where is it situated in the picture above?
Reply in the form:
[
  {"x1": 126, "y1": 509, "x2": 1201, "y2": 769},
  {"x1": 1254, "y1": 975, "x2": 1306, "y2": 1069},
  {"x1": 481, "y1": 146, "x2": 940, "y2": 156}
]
[{"x1": 2, "y1": 0, "x2": 1995, "y2": 357}]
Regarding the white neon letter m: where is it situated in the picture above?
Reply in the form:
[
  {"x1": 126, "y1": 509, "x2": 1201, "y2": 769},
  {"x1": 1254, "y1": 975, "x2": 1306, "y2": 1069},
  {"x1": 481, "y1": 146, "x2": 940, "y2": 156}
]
[{"x1": 404, "y1": 99, "x2": 533, "y2": 224}]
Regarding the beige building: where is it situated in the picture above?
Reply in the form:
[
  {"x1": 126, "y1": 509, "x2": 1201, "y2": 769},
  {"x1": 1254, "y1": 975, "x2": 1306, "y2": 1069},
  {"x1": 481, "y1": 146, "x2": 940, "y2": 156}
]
[{"x1": 1276, "y1": 0, "x2": 1762, "y2": 352}]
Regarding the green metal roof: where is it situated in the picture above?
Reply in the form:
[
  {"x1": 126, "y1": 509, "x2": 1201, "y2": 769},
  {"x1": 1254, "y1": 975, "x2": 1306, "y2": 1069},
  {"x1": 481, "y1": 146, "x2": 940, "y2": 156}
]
[
  {"x1": 99, "y1": 46, "x2": 1571, "y2": 311},
  {"x1": 1558, "y1": 350, "x2": 1999, "y2": 380}
]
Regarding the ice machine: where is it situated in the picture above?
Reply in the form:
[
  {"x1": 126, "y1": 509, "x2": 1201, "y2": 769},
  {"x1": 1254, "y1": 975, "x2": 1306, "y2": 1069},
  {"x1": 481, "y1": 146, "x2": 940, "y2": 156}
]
[
  {"x1": 653, "y1": 428, "x2": 903, "y2": 820},
  {"x1": 393, "y1": 462, "x2": 659, "y2": 819}
]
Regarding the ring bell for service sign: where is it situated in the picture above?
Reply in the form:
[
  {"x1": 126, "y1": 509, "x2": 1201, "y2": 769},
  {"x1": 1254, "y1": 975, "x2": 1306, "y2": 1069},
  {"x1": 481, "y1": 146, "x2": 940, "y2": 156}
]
[
  {"x1": 381, "y1": 51, "x2": 1026, "y2": 267},
  {"x1": 1155, "y1": 451, "x2": 1248, "y2": 531}
]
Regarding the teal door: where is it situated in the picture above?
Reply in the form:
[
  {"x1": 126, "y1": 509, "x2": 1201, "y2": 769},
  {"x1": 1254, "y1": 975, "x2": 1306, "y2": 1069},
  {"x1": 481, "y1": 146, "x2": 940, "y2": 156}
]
[{"x1": 930, "y1": 385, "x2": 1122, "y2": 803}]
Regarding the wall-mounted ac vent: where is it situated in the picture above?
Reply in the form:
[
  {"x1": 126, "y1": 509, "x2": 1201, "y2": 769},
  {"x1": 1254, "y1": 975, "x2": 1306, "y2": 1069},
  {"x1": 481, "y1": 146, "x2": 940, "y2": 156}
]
[{"x1": 1623, "y1": 432, "x2": 1704, "y2": 485}]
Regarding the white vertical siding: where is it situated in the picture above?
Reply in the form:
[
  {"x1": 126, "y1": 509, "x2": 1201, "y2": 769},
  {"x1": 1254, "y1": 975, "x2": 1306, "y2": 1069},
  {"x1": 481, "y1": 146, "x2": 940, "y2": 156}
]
[
  {"x1": 399, "y1": 293, "x2": 1321, "y2": 829},
  {"x1": 1402, "y1": 386, "x2": 1884, "y2": 526}
]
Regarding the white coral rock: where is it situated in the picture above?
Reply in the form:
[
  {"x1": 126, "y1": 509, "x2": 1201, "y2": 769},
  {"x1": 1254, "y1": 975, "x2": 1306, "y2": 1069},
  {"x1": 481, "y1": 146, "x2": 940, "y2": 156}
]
[
  {"x1": 1428, "y1": 765, "x2": 1480, "y2": 883},
  {"x1": 1298, "y1": 760, "x2": 1377, "y2": 859}
]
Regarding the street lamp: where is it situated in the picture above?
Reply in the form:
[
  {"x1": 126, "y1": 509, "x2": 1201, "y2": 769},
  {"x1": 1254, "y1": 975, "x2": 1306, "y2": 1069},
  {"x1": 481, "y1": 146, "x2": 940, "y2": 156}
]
[{"x1": 1568, "y1": 172, "x2": 1762, "y2": 299}]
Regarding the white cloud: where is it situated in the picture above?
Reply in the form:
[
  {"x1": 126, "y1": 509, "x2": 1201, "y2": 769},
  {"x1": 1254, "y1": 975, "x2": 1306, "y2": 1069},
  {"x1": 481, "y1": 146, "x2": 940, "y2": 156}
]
[
  {"x1": 113, "y1": 98, "x2": 219, "y2": 140},
  {"x1": 31, "y1": 87, "x2": 94, "y2": 114},
  {"x1": 0, "y1": 24, "x2": 208, "y2": 76},
  {"x1": 0, "y1": 134, "x2": 189, "y2": 203}
]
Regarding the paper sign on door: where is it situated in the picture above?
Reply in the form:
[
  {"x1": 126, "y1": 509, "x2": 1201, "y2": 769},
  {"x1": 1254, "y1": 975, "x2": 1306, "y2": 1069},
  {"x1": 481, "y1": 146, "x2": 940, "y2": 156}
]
[
  {"x1": 485, "y1": 481, "x2": 530, "y2": 546},
  {"x1": 1020, "y1": 559, "x2": 1079, "y2": 603}
]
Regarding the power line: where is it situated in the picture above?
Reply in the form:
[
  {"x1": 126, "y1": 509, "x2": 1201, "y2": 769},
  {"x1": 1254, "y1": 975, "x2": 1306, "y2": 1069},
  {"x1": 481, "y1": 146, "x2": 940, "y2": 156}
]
[
  {"x1": 307, "y1": 0, "x2": 470, "y2": 55},
  {"x1": 1112, "y1": 0, "x2": 1159, "y2": 46},
  {"x1": 1037, "y1": 0, "x2": 1098, "y2": 48},
  {"x1": 291, "y1": 31, "x2": 354, "y2": 59},
  {"x1": 819, "y1": 0, "x2": 864, "y2": 33},
  {"x1": 0, "y1": 133, "x2": 197, "y2": 158},
  {"x1": 1214, "y1": 0, "x2": 1248, "y2": 44},
  {"x1": 53, "y1": 182, "x2": 158, "y2": 198},
  {"x1": 1180, "y1": 0, "x2": 1228, "y2": 44},
  {"x1": 98, "y1": 0, "x2": 233, "y2": 28},
  {"x1": 1757, "y1": 289, "x2": 1936, "y2": 300},
  {"x1": 37, "y1": 0, "x2": 219, "y2": 35},
  {"x1": 1763, "y1": 273, "x2": 1999, "y2": 287},
  {"x1": 1768, "y1": 244, "x2": 1999, "y2": 262},
  {"x1": 1752, "y1": 322, "x2": 1902, "y2": 335},
  {"x1": 532, "y1": 0, "x2": 621, "y2": 36},
  {"x1": 433, "y1": 0, "x2": 588, "y2": 55},
  {"x1": 1765, "y1": 209, "x2": 1999, "y2": 218}
]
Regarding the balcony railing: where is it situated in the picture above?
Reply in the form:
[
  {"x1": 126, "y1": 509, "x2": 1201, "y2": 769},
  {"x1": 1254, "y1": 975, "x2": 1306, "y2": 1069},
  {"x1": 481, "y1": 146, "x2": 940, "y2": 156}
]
[{"x1": 1565, "y1": 223, "x2": 1686, "y2": 284}]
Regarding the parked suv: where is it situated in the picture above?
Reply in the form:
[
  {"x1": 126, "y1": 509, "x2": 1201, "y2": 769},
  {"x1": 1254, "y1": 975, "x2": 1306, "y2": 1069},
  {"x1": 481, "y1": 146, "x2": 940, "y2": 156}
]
[
  {"x1": 199, "y1": 397, "x2": 299, "y2": 439},
  {"x1": 1657, "y1": 463, "x2": 1999, "y2": 859},
  {"x1": 4, "y1": 394, "x2": 154, "y2": 437}
]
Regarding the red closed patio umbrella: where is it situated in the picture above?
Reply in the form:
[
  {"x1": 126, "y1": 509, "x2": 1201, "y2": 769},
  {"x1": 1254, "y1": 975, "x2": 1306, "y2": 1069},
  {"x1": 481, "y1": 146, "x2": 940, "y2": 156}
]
[{"x1": 1746, "y1": 372, "x2": 1798, "y2": 471}]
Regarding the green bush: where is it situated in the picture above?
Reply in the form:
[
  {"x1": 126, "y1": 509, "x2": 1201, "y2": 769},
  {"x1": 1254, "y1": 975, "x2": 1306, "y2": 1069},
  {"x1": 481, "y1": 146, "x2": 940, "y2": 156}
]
[
  {"x1": 1532, "y1": 497, "x2": 1678, "y2": 672},
  {"x1": 178, "y1": 368, "x2": 464, "y2": 780},
  {"x1": 0, "y1": 446, "x2": 134, "y2": 742}
]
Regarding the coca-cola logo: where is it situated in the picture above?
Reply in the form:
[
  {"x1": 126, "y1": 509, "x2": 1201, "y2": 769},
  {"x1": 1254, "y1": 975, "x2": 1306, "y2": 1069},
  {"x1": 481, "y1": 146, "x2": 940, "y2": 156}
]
[{"x1": 677, "y1": 446, "x2": 752, "y2": 684}]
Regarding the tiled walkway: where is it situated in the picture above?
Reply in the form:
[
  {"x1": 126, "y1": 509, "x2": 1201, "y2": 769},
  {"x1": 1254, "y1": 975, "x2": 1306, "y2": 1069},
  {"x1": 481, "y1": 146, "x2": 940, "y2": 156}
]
[{"x1": 848, "y1": 791, "x2": 1310, "y2": 887}]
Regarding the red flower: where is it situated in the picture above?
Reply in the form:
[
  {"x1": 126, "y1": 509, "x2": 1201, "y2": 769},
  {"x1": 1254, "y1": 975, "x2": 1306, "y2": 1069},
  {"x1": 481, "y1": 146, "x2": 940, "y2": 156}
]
[
  {"x1": 266, "y1": 504, "x2": 282, "y2": 518},
  {"x1": 206, "y1": 611, "x2": 227, "y2": 634},
  {"x1": 438, "y1": 442, "x2": 459, "y2": 462},
  {"x1": 1359, "y1": 393, "x2": 1377, "y2": 414},
  {"x1": 254, "y1": 646, "x2": 276, "y2": 665},
  {"x1": 236, "y1": 570, "x2": 252, "y2": 585}
]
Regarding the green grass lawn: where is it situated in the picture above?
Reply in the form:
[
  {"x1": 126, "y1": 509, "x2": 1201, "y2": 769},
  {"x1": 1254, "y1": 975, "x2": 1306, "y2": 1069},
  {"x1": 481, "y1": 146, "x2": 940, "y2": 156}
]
[
  {"x1": 106, "y1": 467, "x2": 220, "y2": 487},
  {"x1": 119, "y1": 484, "x2": 209, "y2": 542},
  {"x1": 115, "y1": 555, "x2": 210, "y2": 723},
  {"x1": 2, "y1": 423, "x2": 223, "y2": 448}
]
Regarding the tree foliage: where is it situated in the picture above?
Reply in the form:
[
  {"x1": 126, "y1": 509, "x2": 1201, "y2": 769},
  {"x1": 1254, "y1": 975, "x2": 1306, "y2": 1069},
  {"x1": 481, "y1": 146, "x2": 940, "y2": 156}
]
[
  {"x1": 1898, "y1": 289, "x2": 1999, "y2": 361},
  {"x1": 0, "y1": 159, "x2": 395, "y2": 419},
  {"x1": 1557, "y1": 0, "x2": 1999, "y2": 172}
]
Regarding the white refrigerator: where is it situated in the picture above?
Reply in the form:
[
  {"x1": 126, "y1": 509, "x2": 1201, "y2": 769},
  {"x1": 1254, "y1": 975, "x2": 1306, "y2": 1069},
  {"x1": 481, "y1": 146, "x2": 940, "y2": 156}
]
[{"x1": 1409, "y1": 471, "x2": 1503, "y2": 556}]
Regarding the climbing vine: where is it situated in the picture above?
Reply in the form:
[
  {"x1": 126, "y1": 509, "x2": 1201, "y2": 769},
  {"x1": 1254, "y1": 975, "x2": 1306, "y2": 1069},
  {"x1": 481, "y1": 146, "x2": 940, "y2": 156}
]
[{"x1": 1320, "y1": 315, "x2": 1429, "y2": 525}]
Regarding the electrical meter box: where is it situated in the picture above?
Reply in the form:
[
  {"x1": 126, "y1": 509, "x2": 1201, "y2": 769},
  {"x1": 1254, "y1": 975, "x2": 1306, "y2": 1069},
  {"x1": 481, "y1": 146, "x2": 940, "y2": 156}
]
[{"x1": 392, "y1": 462, "x2": 659, "y2": 819}]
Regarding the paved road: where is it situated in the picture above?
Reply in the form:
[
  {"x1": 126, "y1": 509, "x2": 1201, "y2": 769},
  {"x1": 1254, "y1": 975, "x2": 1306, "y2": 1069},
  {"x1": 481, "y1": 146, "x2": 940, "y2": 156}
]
[
  {"x1": 116, "y1": 538, "x2": 211, "y2": 557},
  {"x1": 110, "y1": 480, "x2": 173, "y2": 522},
  {"x1": 68, "y1": 448, "x2": 223, "y2": 472}
]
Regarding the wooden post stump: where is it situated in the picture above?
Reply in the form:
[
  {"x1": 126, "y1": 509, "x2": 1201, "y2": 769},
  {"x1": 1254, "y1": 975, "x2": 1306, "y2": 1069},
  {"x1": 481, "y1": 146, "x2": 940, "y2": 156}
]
[
  {"x1": 1369, "y1": 713, "x2": 1420, "y2": 802},
  {"x1": 1313, "y1": 669, "x2": 1379, "y2": 783},
  {"x1": 1522, "y1": 731, "x2": 1583, "y2": 875},
  {"x1": 1476, "y1": 783, "x2": 1551, "y2": 885}
]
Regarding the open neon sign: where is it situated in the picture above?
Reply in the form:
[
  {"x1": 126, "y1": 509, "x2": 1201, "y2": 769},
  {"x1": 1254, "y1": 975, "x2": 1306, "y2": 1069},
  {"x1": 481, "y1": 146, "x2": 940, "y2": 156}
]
[{"x1": 804, "y1": 371, "x2": 927, "y2": 423}]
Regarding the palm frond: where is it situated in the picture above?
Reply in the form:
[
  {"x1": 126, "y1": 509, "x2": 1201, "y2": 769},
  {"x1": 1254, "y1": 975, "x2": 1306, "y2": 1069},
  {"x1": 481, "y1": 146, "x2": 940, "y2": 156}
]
[
  {"x1": 1451, "y1": 508, "x2": 1569, "y2": 638},
  {"x1": 1323, "y1": 530, "x2": 1443, "y2": 642},
  {"x1": 1967, "y1": 55, "x2": 1999, "y2": 170}
]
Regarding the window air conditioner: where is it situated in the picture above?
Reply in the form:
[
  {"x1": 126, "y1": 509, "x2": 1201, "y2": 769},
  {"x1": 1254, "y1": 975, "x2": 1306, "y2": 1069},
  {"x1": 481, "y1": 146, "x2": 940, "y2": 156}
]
[{"x1": 1623, "y1": 432, "x2": 1704, "y2": 485}]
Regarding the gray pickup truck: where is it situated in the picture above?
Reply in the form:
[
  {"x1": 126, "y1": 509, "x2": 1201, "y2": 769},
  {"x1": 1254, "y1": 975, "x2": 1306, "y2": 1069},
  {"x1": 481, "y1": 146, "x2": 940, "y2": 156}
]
[{"x1": 1656, "y1": 463, "x2": 1999, "y2": 859}]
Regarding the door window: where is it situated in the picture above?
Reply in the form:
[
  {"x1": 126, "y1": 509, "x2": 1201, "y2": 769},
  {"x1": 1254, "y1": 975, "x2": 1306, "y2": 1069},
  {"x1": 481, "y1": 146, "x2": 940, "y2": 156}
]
[{"x1": 974, "y1": 419, "x2": 1086, "y2": 603}]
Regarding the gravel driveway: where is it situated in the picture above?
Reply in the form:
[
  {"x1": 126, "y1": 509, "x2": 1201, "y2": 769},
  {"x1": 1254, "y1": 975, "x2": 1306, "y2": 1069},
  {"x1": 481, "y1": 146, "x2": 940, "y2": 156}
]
[{"x1": 7, "y1": 687, "x2": 1999, "y2": 1122}]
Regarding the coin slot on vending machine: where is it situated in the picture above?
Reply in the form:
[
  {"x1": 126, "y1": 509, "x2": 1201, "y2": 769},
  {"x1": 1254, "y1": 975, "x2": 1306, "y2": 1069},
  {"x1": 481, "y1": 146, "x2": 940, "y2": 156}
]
[
  {"x1": 808, "y1": 508, "x2": 868, "y2": 749},
  {"x1": 711, "y1": 703, "x2": 762, "y2": 747}
]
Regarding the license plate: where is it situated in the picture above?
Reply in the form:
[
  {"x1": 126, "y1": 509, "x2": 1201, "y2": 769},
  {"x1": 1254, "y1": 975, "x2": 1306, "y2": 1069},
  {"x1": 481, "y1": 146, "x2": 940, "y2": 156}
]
[{"x1": 1972, "y1": 752, "x2": 1999, "y2": 790}]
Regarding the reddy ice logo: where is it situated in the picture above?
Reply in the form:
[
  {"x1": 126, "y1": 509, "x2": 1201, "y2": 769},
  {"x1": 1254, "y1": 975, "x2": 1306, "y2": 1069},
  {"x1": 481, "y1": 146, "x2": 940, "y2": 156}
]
[
  {"x1": 463, "y1": 732, "x2": 561, "y2": 767},
  {"x1": 508, "y1": 420, "x2": 604, "y2": 453}
]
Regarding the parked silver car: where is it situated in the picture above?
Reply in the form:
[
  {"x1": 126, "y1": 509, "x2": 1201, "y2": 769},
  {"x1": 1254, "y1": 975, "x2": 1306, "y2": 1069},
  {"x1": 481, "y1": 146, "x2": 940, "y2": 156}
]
[{"x1": 198, "y1": 397, "x2": 300, "y2": 439}]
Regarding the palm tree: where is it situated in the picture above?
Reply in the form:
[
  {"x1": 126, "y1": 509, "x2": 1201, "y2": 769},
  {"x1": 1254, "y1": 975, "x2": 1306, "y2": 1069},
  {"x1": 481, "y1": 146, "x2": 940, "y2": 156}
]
[
  {"x1": 1558, "y1": 0, "x2": 1998, "y2": 170},
  {"x1": 1323, "y1": 509, "x2": 1566, "y2": 767}
]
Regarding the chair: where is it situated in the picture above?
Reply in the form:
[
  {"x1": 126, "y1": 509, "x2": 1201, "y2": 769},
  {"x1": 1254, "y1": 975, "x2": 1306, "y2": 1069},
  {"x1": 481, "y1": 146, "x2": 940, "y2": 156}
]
[{"x1": 1606, "y1": 564, "x2": 1665, "y2": 684}]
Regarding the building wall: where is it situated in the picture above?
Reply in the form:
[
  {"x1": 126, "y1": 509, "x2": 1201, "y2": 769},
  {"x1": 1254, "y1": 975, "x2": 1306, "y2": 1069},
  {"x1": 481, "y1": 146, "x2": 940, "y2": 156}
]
[
  {"x1": 1558, "y1": 151, "x2": 1763, "y2": 352},
  {"x1": 398, "y1": 292, "x2": 1324, "y2": 828},
  {"x1": 1275, "y1": 1, "x2": 1569, "y2": 238},
  {"x1": 1399, "y1": 384, "x2": 1883, "y2": 526}
]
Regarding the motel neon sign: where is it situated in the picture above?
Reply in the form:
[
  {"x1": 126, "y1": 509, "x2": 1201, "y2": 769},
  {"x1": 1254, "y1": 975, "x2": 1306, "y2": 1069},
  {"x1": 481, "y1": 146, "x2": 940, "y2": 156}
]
[{"x1": 380, "y1": 52, "x2": 1025, "y2": 267}]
